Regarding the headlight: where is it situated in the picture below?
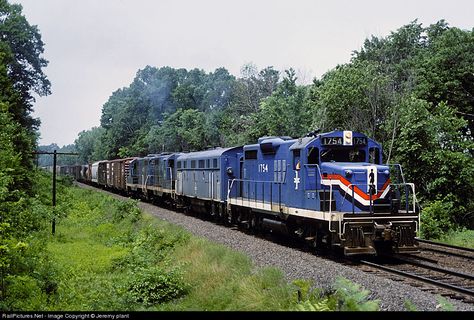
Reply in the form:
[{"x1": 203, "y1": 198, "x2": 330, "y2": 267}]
[{"x1": 344, "y1": 169, "x2": 353, "y2": 177}]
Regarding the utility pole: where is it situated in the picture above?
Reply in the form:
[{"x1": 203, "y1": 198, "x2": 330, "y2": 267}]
[{"x1": 33, "y1": 150, "x2": 79, "y2": 235}]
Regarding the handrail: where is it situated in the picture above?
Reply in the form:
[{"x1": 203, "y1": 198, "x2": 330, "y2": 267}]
[
  {"x1": 344, "y1": 182, "x2": 377, "y2": 214},
  {"x1": 387, "y1": 164, "x2": 406, "y2": 184},
  {"x1": 143, "y1": 174, "x2": 150, "y2": 193},
  {"x1": 227, "y1": 178, "x2": 284, "y2": 184},
  {"x1": 227, "y1": 178, "x2": 283, "y2": 211},
  {"x1": 328, "y1": 183, "x2": 338, "y2": 233},
  {"x1": 167, "y1": 167, "x2": 175, "y2": 193},
  {"x1": 227, "y1": 178, "x2": 235, "y2": 201},
  {"x1": 342, "y1": 181, "x2": 418, "y2": 216}
]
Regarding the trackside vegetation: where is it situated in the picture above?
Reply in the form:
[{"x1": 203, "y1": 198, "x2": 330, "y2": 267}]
[{"x1": 2, "y1": 174, "x2": 384, "y2": 311}]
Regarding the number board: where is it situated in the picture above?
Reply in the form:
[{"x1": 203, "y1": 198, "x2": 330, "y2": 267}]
[
  {"x1": 322, "y1": 136, "x2": 367, "y2": 146},
  {"x1": 353, "y1": 137, "x2": 367, "y2": 146},
  {"x1": 321, "y1": 137, "x2": 343, "y2": 146}
]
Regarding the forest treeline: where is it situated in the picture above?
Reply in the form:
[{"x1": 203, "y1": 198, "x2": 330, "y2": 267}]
[
  {"x1": 0, "y1": 0, "x2": 54, "y2": 309},
  {"x1": 73, "y1": 20, "x2": 474, "y2": 233}
]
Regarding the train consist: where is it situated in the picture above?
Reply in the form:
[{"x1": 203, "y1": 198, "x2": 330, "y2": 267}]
[{"x1": 66, "y1": 130, "x2": 420, "y2": 256}]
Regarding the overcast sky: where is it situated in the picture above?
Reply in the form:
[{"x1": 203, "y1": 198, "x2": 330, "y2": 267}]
[{"x1": 11, "y1": 0, "x2": 474, "y2": 147}]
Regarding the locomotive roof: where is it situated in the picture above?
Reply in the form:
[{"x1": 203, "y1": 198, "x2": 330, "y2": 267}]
[
  {"x1": 289, "y1": 136, "x2": 317, "y2": 150},
  {"x1": 289, "y1": 131, "x2": 371, "y2": 150},
  {"x1": 176, "y1": 147, "x2": 240, "y2": 160},
  {"x1": 108, "y1": 157, "x2": 137, "y2": 163},
  {"x1": 91, "y1": 160, "x2": 107, "y2": 165}
]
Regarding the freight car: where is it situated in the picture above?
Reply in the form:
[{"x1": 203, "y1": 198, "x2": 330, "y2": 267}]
[{"x1": 75, "y1": 130, "x2": 420, "y2": 256}]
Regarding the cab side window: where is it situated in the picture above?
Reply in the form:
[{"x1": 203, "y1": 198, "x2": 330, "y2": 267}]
[
  {"x1": 307, "y1": 147, "x2": 319, "y2": 165},
  {"x1": 293, "y1": 149, "x2": 301, "y2": 169},
  {"x1": 369, "y1": 147, "x2": 380, "y2": 164}
]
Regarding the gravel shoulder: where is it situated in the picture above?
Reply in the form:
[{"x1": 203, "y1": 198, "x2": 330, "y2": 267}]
[{"x1": 77, "y1": 183, "x2": 474, "y2": 311}]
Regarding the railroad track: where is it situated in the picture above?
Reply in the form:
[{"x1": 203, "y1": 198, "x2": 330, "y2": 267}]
[
  {"x1": 416, "y1": 238, "x2": 474, "y2": 261},
  {"x1": 351, "y1": 253, "x2": 474, "y2": 304}
]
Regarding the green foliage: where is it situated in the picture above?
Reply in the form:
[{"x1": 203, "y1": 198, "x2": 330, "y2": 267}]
[
  {"x1": 162, "y1": 238, "x2": 296, "y2": 311},
  {"x1": 420, "y1": 199, "x2": 455, "y2": 239},
  {"x1": 246, "y1": 69, "x2": 311, "y2": 140},
  {"x1": 435, "y1": 295, "x2": 455, "y2": 311},
  {"x1": 114, "y1": 223, "x2": 190, "y2": 270},
  {"x1": 74, "y1": 127, "x2": 107, "y2": 162},
  {"x1": 404, "y1": 300, "x2": 418, "y2": 311},
  {"x1": 309, "y1": 60, "x2": 394, "y2": 144},
  {"x1": 110, "y1": 199, "x2": 142, "y2": 223},
  {"x1": 77, "y1": 64, "x2": 281, "y2": 158},
  {"x1": 36, "y1": 143, "x2": 79, "y2": 166},
  {"x1": 332, "y1": 277, "x2": 379, "y2": 311},
  {"x1": 292, "y1": 277, "x2": 379, "y2": 311},
  {"x1": 294, "y1": 299, "x2": 331, "y2": 311},
  {"x1": 414, "y1": 25, "x2": 474, "y2": 139},
  {"x1": 438, "y1": 228, "x2": 474, "y2": 249},
  {"x1": 93, "y1": 66, "x2": 240, "y2": 158},
  {"x1": 151, "y1": 108, "x2": 208, "y2": 152},
  {"x1": 0, "y1": 4, "x2": 52, "y2": 308},
  {"x1": 395, "y1": 97, "x2": 474, "y2": 229},
  {"x1": 0, "y1": 0, "x2": 50, "y2": 130},
  {"x1": 0, "y1": 233, "x2": 59, "y2": 311},
  {"x1": 1, "y1": 275, "x2": 48, "y2": 310},
  {"x1": 128, "y1": 266, "x2": 188, "y2": 306},
  {"x1": 292, "y1": 279, "x2": 331, "y2": 311}
]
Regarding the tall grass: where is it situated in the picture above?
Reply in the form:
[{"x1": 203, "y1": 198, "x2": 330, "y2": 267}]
[
  {"x1": 162, "y1": 238, "x2": 295, "y2": 311},
  {"x1": 437, "y1": 229, "x2": 474, "y2": 249}
]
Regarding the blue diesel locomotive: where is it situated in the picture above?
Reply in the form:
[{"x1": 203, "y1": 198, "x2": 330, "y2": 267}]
[{"x1": 82, "y1": 130, "x2": 419, "y2": 256}]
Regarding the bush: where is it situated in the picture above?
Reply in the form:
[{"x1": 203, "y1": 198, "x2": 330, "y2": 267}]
[
  {"x1": 111, "y1": 199, "x2": 142, "y2": 223},
  {"x1": 128, "y1": 267, "x2": 188, "y2": 306},
  {"x1": 292, "y1": 277, "x2": 379, "y2": 311},
  {"x1": 0, "y1": 275, "x2": 48, "y2": 311},
  {"x1": 420, "y1": 199, "x2": 454, "y2": 239}
]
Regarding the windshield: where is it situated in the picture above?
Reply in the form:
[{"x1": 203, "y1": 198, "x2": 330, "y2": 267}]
[{"x1": 320, "y1": 148, "x2": 366, "y2": 162}]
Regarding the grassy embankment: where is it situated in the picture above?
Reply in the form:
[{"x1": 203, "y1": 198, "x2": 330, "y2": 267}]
[
  {"x1": 8, "y1": 174, "x2": 471, "y2": 311},
  {"x1": 8, "y1": 179, "x2": 382, "y2": 311},
  {"x1": 437, "y1": 229, "x2": 474, "y2": 248}
]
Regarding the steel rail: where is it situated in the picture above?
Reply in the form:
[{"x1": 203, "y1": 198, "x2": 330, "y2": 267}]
[
  {"x1": 391, "y1": 255, "x2": 474, "y2": 281},
  {"x1": 416, "y1": 238, "x2": 474, "y2": 253},
  {"x1": 359, "y1": 259, "x2": 474, "y2": 298}
]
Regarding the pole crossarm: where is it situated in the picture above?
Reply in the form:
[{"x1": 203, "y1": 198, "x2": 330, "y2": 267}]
[{"x1": 33, "y1": 151, "x2": 79, "y2": 155}]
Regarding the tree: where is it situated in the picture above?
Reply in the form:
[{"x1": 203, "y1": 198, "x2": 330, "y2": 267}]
[
  {"x1": 0, "y1": 0, "x2": 50, "y2": 127},
  {"x1": 216, "y1": 64, "x2": 280, "y2": 146},
  {"x1": 0, "y1": 1, "x2": 51, "y2": 305},
  {"x1": 151, "y1": 108, "x2": 208, "y2": 152},
  {"x1": 414, "y1": 25, "x2": 474, "y2": 140},
  {"x1": 98, "y1": 66, "x2": 239, "y2": 158},
  {"x1": 245, "y1": 69, "x2": 310, "y2": 141},
  {"x1": 74, "y1": 127, "x2": 107, "y2": 162},
  {"x1": 0, "y1": 0, "x2": 50, "y2": 191},
  {"x1": 394, "y1": 97, "x2": 474, "y2": 229}
]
